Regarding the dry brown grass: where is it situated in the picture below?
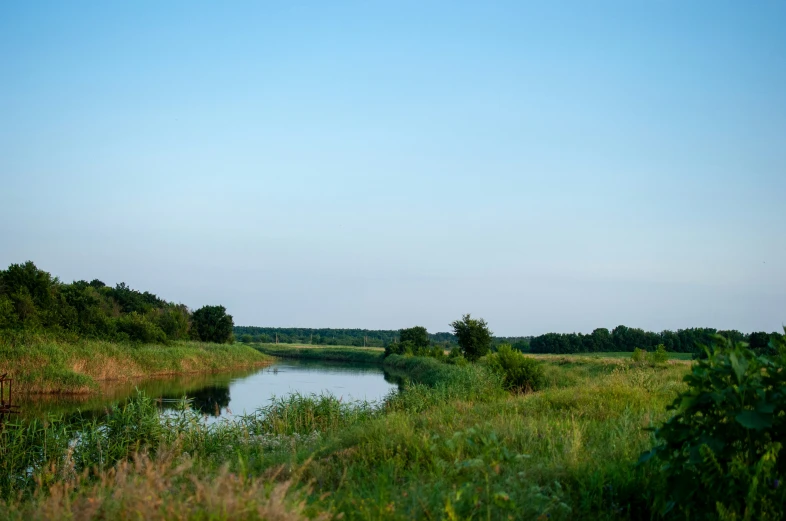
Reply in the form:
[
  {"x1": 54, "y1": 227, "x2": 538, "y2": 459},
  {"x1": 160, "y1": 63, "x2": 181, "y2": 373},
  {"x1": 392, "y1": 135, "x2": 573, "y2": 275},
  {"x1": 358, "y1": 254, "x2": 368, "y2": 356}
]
[
  {"x1": 1, "y1": 450, "x2": 330, "y2": 521},
  {"x1": 0, "y1": 337, "x2": 273, "y2": 394}
]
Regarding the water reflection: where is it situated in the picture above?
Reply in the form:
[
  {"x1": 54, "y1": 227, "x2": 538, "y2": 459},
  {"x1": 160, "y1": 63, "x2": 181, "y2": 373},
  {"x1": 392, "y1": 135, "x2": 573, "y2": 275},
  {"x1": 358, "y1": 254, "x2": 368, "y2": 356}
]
[{"x1": 20, "y1": 359, "x2": 400, "y2": 420}]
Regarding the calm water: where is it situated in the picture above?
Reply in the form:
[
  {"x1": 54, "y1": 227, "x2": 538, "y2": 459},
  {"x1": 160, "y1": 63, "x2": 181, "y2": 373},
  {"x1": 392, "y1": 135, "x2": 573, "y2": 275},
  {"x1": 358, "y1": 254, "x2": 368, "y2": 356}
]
[{"x1": 20, "y1": 359, "x2": 401, "y2": 420}]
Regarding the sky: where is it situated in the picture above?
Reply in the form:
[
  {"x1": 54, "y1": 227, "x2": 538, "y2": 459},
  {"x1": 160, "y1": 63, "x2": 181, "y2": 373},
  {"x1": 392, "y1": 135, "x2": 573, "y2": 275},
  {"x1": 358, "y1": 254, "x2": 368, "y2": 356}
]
[{"x1": 1, "y1": 1, "x2": 784, "y2": 335}]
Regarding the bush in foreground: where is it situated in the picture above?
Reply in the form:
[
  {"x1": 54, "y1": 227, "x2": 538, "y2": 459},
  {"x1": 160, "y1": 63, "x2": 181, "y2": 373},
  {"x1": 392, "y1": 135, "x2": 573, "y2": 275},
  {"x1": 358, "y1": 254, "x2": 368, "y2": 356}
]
[{"x1": 641, "y1": 337, "x2": 786, "y2": 519}]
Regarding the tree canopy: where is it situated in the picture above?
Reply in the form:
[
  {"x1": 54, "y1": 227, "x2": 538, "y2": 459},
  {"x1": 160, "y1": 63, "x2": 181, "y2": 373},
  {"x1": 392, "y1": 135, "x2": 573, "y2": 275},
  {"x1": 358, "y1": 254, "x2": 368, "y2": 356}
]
[
  {"x1": 0, "y1": 261, "x2": 232, "y2": 345},
  {"x1": 191, "y1": 305, "x2": 234, "y2": 344},
  {"x1": 451, "y1": 314, "x2": 493, "y2": 362}
]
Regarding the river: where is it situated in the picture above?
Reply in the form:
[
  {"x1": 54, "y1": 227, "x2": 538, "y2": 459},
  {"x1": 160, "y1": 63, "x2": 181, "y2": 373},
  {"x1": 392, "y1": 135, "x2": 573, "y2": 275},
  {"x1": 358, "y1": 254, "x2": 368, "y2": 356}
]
[{"x1": 19, "y1": 358, "x2": 400, "y2": 420}]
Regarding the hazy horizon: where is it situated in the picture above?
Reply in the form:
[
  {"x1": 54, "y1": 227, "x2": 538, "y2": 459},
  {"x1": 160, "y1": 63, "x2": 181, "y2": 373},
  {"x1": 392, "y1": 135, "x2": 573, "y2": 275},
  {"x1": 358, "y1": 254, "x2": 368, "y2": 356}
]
[{"x1": 2, "y1": 1, "x2": 784, "y2": 336}]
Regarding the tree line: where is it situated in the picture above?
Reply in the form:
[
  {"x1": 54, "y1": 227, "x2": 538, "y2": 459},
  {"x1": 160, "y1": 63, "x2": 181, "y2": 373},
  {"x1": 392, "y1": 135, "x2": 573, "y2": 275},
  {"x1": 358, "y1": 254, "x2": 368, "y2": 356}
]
[
  {"x1": 233, "y1": 326, "x2": 457, "y2": 348},
  {"x1": 526, "y1": 325, "x2": 779, "y2": 355},
  {"x1": 238, "y1": 322, "x2": 780, "y2": 356},
  {"x1": 0, "y1": 261, "x2": 234, "y2": 344},
  {"x1": 234, "y1": 325, "x2": 532, "y2": 349}
]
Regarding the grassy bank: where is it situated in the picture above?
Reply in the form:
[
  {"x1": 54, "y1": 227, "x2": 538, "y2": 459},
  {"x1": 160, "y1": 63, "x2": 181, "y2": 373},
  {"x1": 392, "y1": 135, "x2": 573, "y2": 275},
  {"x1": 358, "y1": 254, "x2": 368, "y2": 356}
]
[
  {"x1": 253, "y1": 343, "x2": 385, "y2": 364},
  {"x1": 0, "y1": 351, "x2": 692, "y2": 520},
  {"x1": 0, "y1": 333, "x2": 272, "y2": 394}
]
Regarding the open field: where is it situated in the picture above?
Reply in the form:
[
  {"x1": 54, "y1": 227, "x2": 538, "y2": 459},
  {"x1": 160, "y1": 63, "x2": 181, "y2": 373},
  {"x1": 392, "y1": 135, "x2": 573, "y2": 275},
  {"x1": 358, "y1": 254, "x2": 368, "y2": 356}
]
[
  {"x1": 253, "y1": 343, "x2": 385, "y2": 364},
  {"x1": 0, "y1": 333, "x2": 272, "y2": 394},
  {"x1": 1, "y1": 347, "x2": 693, "y2": 519},
  {"x1": 530, "y1": 351, "x2": 694, "y2": 362}
]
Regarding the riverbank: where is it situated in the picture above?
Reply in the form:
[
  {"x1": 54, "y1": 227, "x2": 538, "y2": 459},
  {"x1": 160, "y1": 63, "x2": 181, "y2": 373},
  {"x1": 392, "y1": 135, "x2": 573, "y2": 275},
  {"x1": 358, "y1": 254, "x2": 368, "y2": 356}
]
[
  {"x1": 0, "y1": 333, "x2": 272, "y2": 394},
  {"x1": 1, "y1": 349, "x2": 691, "y2": 519},
  {"x1": 253, "y1": 343, "x2": 385, "y2": 364}
]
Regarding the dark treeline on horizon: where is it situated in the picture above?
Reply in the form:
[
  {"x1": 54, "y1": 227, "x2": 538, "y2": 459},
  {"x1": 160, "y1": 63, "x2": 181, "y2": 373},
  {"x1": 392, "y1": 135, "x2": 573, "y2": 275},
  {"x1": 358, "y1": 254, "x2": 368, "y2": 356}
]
[
  {"x1": 234, "y1": 325, "x2": 533, "y2": 350},
  {"x1": 527, "y1": 326, "x2": 778, "y2": 354},
  {"x1": 236, "y1": 324, "x2": 780, "y2": 355}
]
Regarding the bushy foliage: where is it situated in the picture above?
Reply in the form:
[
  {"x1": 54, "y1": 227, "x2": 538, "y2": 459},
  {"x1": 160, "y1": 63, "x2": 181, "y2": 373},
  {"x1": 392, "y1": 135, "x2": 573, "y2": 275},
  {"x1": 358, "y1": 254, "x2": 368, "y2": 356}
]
[
  {"x1": 446, "y1": 347, "x2": 468, "y2": 366},
  {"x1": 191, "y1": 305, "x2": 234, "y2": 344},
  {"x1": 234, "y1": 325, "x2": 459, "y2": 349},
  {"x1": 530, "y1": 325, "x2": 776, "y2": 355},
  {"x1": 649, "y1": 344, "x2": 669, "y2": 364},
  {"x1": 641, "y1": 336, "x2": 786, "y2": 519},
  {"x1": 451, "y1": 314, "x2": 493, "y2": 362},
  {"x1": 399, "y1": 326, "x2": 430, "y2": 349},
  {"x1": 483, "y1": 344, "x2": 544, "y2": 392},
  {"x1": 115, "y1": 313, "x2": 168, "y2": 344},
  {"x1": 0, "y1": 261, "x2": 227, "y2": 345},
  {"x1": 385, "y1": 340, "x2": 445, "y2": 360},
  {"x1": 632, "y1": 347, "x2": 648, "y2": 364},
  {"x1": 631, "y1": 344, "x2": 669, "y2": 366}
]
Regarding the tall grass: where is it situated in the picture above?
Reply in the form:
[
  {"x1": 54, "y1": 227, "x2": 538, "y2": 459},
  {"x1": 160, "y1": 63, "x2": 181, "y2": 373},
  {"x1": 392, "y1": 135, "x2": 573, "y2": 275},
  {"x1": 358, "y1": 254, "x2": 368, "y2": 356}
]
[
  {"x1": 0, "y1": 332, "x2": 271, "y2": 394},
  {"x1": 0, "y1": 353, "x2": 692, "y2": 520},
  {"x1": 382, "y1": 354, "x2": 505, "y2": 413}
]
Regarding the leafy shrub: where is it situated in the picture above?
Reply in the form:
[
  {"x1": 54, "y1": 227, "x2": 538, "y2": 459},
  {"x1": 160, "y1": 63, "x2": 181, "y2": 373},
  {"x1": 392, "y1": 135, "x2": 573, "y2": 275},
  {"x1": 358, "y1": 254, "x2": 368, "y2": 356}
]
[
  {"x1": 632, "y1": 347, "x2": 647, "y2": 364},
  {"x1": 451, "y1": 314, "x2": 493, "y2": 361},
  {"x1": 649, "y1": 344, "x2": 669, "y2": 364},
  {"x1": 191, "y1": 305, "x2": 234, "y2": 343},
  {"x1": 115, "y1": 312, "x2": 167, "y2": 344},
  {"x1": 385, "y1": 340, "x2": 445, "y2": 360},
  {"x1": 483, "y1": 344, "x2": 544, "y2": 392},
  {"x1": 631, "y1": 345, "x2": 669, "y2": 366},
  {"x1": 446, "y1": 348, "x2": 468, "y2": 366},
  {"x1": 640, "y1": 338, "x2": 786, "y2": 519}
]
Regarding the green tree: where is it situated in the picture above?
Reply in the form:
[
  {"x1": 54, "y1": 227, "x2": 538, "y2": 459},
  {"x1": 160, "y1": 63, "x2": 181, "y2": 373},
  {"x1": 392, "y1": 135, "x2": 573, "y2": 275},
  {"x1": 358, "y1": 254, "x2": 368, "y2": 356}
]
[
  {"x1": 450, "y1": 314, "x2": 492, "y2": 362},
  {"x1": 191, "y1": 305, "x2": 234, "y2": 344},
  {"x1": 399, "y1": 326, "x2": 430, "y2": 350}
]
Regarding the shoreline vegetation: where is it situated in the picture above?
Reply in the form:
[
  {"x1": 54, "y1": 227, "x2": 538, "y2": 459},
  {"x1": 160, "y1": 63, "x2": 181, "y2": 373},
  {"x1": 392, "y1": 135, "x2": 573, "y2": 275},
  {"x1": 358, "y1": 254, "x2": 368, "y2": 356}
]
[
  {"x1": 1, "y1": 345, "x2": 693, "y2": 519},
  {"x1": 0, "y1": 261, "x2": 265, "y2": 395},
  {"x1": 2, "y1": 336, "x2": 785, "y2": 518},
  {"x1": 0, "y1": 333, "x2": 272, "y2": 395},
  {"x1": 2, "y1": 261, "x2": 784, "y2": 518}
]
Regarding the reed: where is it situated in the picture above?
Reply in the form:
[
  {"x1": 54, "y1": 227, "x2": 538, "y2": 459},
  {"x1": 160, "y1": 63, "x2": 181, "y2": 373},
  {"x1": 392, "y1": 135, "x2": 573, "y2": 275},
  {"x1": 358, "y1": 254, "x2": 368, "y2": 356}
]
[
  {"x1": 0, "y1": 353, "x2": 693, "y2": 519},
  {"x1": 0, "y1": 332, "x2": 271, "y2": 394}
]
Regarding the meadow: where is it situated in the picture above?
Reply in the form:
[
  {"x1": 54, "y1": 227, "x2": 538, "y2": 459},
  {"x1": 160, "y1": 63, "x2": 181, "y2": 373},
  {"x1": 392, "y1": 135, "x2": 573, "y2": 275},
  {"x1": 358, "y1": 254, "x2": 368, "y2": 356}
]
[
  {"x1": 0, "y1": 346, "x2": 696, "y2": 520},
  {"x1": 253, "y1": 343, "x2": 385, "y2": 364}
]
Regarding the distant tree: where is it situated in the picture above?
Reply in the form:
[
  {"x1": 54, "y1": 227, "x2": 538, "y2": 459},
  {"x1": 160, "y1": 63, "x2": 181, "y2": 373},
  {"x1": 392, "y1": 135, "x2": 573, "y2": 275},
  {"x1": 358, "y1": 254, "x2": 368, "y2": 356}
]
[
  {"x1": 450, "y1": 314, "x2": 492, "y2": 362},
  {"x1": 191, "y1": 305, "x2": 234, "y2": 344},
  {"x1": 239, "y1": 334, "x2": 253, "y2": 343},
  {"x1": 399, "y1": 326, "x2": 430, "y2": 350}
]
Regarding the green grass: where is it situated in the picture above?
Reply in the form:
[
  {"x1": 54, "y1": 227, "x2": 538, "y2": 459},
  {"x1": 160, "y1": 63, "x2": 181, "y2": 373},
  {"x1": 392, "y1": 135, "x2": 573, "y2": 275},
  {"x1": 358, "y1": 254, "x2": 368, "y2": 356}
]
[
  {"x1": 253, "y1": 343, "x2": 385, "y2": 364},
  {"x1": 0, "y1": 332, "x2": 272, "y2": 394},
  {"x1": 532, "y1": 351, "x2": 693, "y2": 360},
  {"x1": 0, "y1": 351, "x2": 691, "y2": 520}
]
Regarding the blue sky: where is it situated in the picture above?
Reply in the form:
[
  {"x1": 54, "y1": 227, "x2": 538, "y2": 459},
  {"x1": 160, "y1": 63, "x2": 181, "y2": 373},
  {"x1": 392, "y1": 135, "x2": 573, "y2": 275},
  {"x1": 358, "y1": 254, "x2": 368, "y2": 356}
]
[{"x1": 1, "y1": 1, "x2": 784, "y2": 335}]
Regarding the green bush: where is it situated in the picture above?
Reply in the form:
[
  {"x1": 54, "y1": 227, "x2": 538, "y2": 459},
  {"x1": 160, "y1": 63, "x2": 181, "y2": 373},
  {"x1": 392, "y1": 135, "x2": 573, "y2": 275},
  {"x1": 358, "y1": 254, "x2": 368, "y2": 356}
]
[
  {"x1": 191, "y1": 305, "x2": 234, "y2": 344},
  {"x1": 385, "y1": 340, "x2": 445, "y2": 360},
  {"x1": 649, "y1": 344, "x2": 669, "y2": 364},
  {"x1": 446, "y1": 347, "x2": 468, "y2": 366},
  {"x1": 640, "y1": 338, "x2": 786, "y2": 519},
  {"x1": 632, "y1": 347, "x2": 647, "y2": 364},
  {"x1": 483, "y1": 344, "x2": 544, "y2": 392},
  {"x1": 114, "y1": 313, "x2": 167, "y2": 344},
  {"x1": 631, "y1": 344, "x2": 669, "y2": 366}
]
